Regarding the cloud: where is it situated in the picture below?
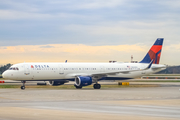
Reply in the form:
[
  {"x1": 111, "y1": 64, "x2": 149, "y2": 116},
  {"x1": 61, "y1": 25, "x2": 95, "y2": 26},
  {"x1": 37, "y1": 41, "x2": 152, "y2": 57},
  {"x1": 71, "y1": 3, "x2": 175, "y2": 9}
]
[
  {"x1": 0, "y1": 9, "x2": 52, "y2": 20},
  {"x1": 0, "y1": 43, "x2": 179, "y2": 65},
  {"x1": 0, "y1": 43, "x2": 148, "y2": 65},
  {"x1": 0, "y1": 44, "x2": 180, "y2": 65},
  {"x1": 65, "y1": 20, "x2": 178, "y2": 36},
  {"x1": 39, "y1": 45, "x2": 55, "y2": 48},
  {"x1": 64, "y1": 20, "x2": 180, "y2": 46},
  {"x1": 0, "y1": 10, "x2": 82, "y2": 20},
  {"x1": 0, "y1": 44, "x2": 146, "y2": 54},
  {"x1": 64, "y1": 0, "x2": 124, "y2": 10},
  {"x1": 0, "y1": 0, "x2": 180, "y2": 65},
  {"x1": 159, "y1": 0, "x2": 180, "y2": 9}
]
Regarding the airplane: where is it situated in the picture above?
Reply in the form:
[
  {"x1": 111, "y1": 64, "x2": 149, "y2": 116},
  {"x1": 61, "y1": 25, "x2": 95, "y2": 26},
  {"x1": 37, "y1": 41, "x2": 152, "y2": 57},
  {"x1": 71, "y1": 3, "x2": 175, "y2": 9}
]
[{"x1": 2, "y1": 38, "x2": 166, "y2": 90}]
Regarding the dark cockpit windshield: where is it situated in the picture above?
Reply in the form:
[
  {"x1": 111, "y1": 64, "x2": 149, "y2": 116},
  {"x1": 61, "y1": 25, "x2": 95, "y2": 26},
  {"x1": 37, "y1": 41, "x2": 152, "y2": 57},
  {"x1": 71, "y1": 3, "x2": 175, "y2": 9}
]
[{"x1": 9, "y1": 67, "x2": 19, "y2": 70}]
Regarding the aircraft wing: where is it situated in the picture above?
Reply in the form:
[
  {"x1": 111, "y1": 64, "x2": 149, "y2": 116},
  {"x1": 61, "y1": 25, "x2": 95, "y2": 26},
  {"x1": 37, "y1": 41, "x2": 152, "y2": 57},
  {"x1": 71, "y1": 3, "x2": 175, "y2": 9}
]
[
  {"x1": 92, "y1": 61, "x2": 152, "y2": 76},
  {"x1": 67, "y1": 59, "x2": 154, "y2": 77}
]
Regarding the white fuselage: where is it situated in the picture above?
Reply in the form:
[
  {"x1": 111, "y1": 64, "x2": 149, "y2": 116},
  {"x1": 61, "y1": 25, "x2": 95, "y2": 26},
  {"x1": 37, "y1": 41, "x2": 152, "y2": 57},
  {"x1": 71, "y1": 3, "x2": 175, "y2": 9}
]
[{"x1": 2, "y1": 62, "x2": 165, "y2": 81}]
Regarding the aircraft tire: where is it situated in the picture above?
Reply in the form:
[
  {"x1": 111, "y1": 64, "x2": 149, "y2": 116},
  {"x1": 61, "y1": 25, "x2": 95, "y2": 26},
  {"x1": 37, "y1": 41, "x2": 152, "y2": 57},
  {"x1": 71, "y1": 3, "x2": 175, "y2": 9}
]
[
  {"x1": 93, "y1": 84, "x2": 101, "y2": 89},
  {"x1": 74, "y1": 85, "x2": 82, "y2": 89},
  {"x1": 21, "y1": 86, "x2": 25, "y2": 90},
  {"x1": 76, "y1": 86, "x2": 82, "y2": 89}
]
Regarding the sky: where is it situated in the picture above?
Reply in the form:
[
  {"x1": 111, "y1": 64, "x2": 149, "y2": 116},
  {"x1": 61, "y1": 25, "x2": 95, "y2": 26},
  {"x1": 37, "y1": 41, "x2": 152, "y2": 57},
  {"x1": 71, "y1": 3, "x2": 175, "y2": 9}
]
[{"x1": 0, "y1": 0, "x2": 180, "y2": 65}]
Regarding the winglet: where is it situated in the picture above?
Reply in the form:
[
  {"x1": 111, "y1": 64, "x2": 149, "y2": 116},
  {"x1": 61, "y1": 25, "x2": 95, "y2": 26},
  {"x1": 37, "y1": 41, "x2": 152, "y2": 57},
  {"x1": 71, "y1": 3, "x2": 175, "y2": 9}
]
[{"x1": 144, "y1": 59, "x2": 154, "y2": 70}]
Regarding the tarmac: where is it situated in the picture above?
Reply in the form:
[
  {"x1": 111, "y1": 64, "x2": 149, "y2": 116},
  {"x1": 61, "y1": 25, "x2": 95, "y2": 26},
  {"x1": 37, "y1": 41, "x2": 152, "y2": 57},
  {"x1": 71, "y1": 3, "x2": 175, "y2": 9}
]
[{"x1": 0, "y1": 83, "x2": 180, "y2": 120}]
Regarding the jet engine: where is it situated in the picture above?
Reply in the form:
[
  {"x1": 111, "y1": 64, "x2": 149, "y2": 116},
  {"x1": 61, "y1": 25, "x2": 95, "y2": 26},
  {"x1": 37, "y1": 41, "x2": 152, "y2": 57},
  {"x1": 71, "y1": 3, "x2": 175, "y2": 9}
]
[
  {"x1": 75, "y1": 76, "x2": 92, "y2": 87},
  {"x1": 48, "y1": 80, "x2": 68, "y2": 86}
]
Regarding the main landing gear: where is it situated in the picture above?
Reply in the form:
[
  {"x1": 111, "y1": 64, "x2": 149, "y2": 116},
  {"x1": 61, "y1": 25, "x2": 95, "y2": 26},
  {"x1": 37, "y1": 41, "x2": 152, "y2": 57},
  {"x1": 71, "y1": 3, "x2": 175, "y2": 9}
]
[
  {"x1": 93, "y1": 83, "x2": 101, "y2": 89},
  {"x1": 74, "y1": 84, "x2": 82, "y2": 89},
  {"x1": 74, "y1": 83, "x2": 101, "y2": 89},
  {"x1": 21, "y1": 81, "x2": 26, "y2": 90}
]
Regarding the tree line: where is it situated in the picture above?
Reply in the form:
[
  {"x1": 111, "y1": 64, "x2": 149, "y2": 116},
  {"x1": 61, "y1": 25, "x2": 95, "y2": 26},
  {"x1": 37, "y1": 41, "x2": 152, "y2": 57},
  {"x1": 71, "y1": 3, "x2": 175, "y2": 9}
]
[
  {"x1": 0, "y1": 63, "x2": 13, "y2": 74},
  {"x1": 156, "y1": 65, "x2": 180, "y2": 74}
]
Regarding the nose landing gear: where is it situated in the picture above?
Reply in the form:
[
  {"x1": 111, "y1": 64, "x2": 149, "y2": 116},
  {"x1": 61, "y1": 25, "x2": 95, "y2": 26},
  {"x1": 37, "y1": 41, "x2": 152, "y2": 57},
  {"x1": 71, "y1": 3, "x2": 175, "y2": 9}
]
[{"x1": 21, "y1": 81, "x2": 26, "y2": 90}]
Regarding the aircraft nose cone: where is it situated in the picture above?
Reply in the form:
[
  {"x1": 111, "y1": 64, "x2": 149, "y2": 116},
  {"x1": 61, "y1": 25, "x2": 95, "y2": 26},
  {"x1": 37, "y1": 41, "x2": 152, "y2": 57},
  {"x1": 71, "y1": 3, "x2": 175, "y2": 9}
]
[{"x1": 2, "y1": 71, "x2": 7, "y2": 79}]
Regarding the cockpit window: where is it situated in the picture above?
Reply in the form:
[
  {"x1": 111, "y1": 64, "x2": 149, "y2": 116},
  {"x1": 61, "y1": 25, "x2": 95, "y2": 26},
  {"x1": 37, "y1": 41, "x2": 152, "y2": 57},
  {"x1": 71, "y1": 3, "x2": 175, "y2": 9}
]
[{"x1": 9, "y1": 67, "x2": 19, "y2": 70}]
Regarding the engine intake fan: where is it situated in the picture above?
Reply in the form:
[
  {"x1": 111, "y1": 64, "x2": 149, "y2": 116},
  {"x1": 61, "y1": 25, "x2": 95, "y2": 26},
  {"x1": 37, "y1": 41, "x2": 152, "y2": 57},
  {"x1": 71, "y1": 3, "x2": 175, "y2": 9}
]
[{"x1": 75, "y1": 76, "x2": 92, "y2": 87}]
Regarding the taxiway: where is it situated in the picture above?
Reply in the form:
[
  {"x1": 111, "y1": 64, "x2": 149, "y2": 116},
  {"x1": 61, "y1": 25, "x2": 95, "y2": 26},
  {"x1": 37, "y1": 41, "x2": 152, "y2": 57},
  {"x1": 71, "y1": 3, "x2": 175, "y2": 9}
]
[{"x1": 0, "y1": 85, "x2": 180, "y2": 120}]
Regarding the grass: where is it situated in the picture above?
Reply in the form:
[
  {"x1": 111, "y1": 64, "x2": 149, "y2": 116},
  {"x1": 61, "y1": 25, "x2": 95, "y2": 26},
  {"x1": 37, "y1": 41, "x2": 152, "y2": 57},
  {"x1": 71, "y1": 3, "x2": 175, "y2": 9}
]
[
  {"x1": 0, "y1": 84, "x2": 160, "y2": 89},
  {"x1": 0, "y1": 85, "x2": 20, "y2": 88},
  {"x1": 147, "y1": 74, "x2": 180, "y2": 76},
  {"x1": 133, "y1": 80, "x2": 180, "y2": 82}
]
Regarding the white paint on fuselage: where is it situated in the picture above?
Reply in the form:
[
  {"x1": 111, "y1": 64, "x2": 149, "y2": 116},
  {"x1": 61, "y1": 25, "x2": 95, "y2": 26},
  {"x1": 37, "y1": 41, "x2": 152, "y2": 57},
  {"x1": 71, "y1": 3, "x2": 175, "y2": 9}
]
[{"x1": 2, "y1": 62, "x2": 165, "y2": 81}]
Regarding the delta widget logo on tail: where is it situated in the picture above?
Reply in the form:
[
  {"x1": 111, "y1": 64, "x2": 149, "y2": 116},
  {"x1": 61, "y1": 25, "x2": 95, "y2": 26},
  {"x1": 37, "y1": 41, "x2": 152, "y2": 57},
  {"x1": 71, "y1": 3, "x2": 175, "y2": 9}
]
[{"x1": 140, "y1": 38, "x2": 163, "y2": 64}]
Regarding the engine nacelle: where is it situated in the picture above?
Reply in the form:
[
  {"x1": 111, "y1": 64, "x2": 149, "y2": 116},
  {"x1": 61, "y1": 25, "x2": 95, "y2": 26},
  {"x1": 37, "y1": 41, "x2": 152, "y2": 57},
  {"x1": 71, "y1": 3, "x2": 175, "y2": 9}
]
[
  {"x1": 75, "y1": 76, "x2": 92, "y2": 87},
  {"x1": 48, "y1": 80, "x2": 68, "y2": 86}
]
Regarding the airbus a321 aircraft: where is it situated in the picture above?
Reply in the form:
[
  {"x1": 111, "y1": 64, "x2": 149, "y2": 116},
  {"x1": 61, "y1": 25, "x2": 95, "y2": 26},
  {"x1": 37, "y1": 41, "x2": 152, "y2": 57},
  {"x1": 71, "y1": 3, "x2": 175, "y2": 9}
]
[{"x1": 2, "y1": 38, "x2": 166, "y2": 90}]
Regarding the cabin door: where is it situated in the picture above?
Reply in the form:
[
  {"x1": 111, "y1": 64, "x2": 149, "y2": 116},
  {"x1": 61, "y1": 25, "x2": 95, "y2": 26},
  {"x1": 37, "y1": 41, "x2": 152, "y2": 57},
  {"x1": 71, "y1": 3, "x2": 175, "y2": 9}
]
[
  {"x1": 24, "y1": 64, "x2": 30, "y2": 75},
  {"x1": 59, "y1": 64, "x2": 64, "y2": 75},
  {"x1": 100, "y1": 66, "x2": 105, "y2": 72}
]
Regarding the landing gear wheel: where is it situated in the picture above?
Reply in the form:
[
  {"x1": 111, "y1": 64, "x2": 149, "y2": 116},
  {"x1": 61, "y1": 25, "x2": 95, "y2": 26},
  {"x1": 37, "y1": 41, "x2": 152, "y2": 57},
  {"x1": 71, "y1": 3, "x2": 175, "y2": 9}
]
[
  {"x1": 76, "y1": 86, "x2": 82, "y2": 89},
  {"x1": 21, "y1": 81, "x2": 26, "y2": 90},
  {"x1": 93, "y1": 84, "x2": 101, "y2": 89},
  {"x1": 74, "y1": 85, "x2": 82, "y2": 89},
  {"x1": 21, "y1": 86, "x2": 25, "y2": 90}
]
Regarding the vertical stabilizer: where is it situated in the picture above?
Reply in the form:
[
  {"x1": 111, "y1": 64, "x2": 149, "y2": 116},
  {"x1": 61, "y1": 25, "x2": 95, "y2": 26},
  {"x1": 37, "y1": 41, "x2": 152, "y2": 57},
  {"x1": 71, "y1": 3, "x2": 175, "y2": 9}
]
[{"x1": 140, "y1": 38, "x2": 164, "y2": 64}]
